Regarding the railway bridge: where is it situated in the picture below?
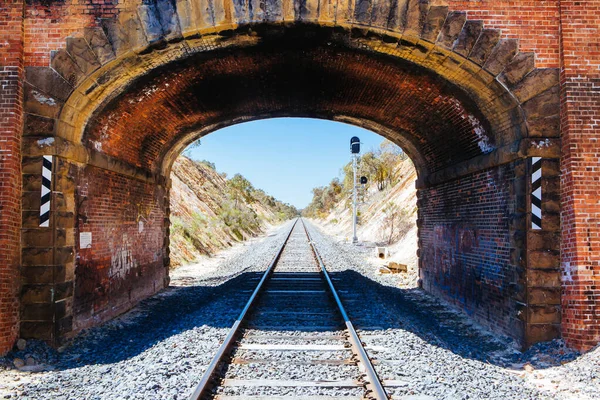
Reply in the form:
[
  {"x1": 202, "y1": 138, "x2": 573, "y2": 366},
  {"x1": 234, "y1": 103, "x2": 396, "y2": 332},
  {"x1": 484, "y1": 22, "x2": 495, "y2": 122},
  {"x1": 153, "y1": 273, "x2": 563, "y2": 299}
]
[{"x1": 0, "y1": 0, "x2": 598, "y2": 354}]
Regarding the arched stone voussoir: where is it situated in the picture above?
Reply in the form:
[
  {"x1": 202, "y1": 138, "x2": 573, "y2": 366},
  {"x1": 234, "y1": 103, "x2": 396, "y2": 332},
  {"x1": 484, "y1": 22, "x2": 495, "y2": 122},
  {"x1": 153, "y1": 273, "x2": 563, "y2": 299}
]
[{"x1": 38, "y1": 1, "x2": 561, "y2": 183}]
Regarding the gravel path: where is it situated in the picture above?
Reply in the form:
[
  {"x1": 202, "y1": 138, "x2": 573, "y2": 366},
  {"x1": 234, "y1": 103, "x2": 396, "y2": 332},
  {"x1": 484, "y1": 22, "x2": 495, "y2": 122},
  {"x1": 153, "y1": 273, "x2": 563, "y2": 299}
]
[
  {"x1": 0, "y1": 221, "x2": 295, "y2": 400},
  {"x1": 305, "y1": 219, "x2": 600, "y2": 400},
  {"x1": 1, "y1": 218, "x2": 599, "y2": 400}
]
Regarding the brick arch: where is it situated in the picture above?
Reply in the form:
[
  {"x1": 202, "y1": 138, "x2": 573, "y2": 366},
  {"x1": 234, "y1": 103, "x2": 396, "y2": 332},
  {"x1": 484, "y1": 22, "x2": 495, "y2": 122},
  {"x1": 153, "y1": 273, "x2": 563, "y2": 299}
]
[{"x1": 19, "y1": 0, "x2": 563, "y2": 349}]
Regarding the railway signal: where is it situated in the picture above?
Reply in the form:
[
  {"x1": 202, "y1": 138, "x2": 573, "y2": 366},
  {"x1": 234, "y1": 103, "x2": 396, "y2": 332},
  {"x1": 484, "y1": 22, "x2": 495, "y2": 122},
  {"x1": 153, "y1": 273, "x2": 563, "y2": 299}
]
[{"x1": 350, "y1": 137, "x2": 361, "y2": 244}]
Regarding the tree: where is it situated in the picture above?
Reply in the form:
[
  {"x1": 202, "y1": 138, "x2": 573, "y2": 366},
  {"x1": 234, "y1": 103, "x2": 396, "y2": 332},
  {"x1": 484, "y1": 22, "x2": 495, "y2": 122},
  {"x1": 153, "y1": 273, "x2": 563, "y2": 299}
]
[
  {"x1": 381, "y1": 201, "x2": 412, "y2": 244},
  {"x1": 182, "y1": 139, "x2": 201, "y2": 158}
]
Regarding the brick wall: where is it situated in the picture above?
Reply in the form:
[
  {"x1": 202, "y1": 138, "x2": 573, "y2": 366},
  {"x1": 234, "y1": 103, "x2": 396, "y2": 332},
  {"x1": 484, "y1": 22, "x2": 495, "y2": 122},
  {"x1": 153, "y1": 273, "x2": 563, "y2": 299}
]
[
  {"x1": 448, "y1": 1, "x2": 560, "y2": 68},
  {"x1": 0, "y1": 0, "x2": 24, "y2": 354},
  {"x1": 418, "y1": 163, "x2": 523, "y2": 340},
  {"x1": 559, "y1": 0, "x2": 600, "y2": 351},
  {"x1": 72, "y1": 165, "x2": 168, "y2": 331}
]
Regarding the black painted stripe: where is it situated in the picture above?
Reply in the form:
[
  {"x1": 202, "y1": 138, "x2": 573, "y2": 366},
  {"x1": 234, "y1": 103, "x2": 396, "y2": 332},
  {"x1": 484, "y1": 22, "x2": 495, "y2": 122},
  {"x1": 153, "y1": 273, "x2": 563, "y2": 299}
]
[
  {"x1": 40, "y1": 211, "x2": 50, "y2": 224},
  {"x1": 42, "y1": 176, "x2": 51, "y2": 189},
  {"x1": 42, "y1": 157, "x2": 52, "y2": 170},
  {"x1": 40, "y1": 192, "x2": 51, "y2": 204},
  {"x1": 532, "y1": 214, "x2": 542, "y2": 228}
]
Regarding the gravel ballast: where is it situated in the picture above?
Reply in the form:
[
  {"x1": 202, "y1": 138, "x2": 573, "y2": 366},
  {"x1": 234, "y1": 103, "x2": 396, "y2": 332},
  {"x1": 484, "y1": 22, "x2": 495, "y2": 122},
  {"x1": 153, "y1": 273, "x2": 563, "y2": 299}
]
[
  {"x1": 0, "y1": 221, "x2": 295, "y2": 400},
  {"x1": 305, "y1": 219, "x2": 600, "y2": 400},
  {"x1": 1, "y1": 218, "x2": 599, "y2": 400}
]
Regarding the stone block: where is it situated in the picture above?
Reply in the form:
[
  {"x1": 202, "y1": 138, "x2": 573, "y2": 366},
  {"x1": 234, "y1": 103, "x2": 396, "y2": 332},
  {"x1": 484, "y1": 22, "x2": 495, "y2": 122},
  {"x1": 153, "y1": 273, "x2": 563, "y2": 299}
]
[
  {"x1": 55, "y1": 228, "x2": 76, "y2": 247},
  {"x1": 527, "y1": 231, "x2": 560, "y2": 251},
  {"x1": 528, "y1": 250, "x2": 560, "y2": 269},
  {"x1": 437, "y1": 11, "x2": 465, "y2": 49},
  {"x1": 21, "y1": 266, "x2": 54, "y2": 285},
  {"x1": 139, "y1": 3, "x2": 166, "y2": 43},
  {"x1": 526, "y1": 323, "x2": 561, "y2": 346},
  {"x1": 22, "y1": 173, "x2": 41, "y2": 192},
  {"x1": 101, "y1": 18, "x2": 132, "y2": 56},
  {"x1": 84, "y1": 27, "x2": 115, "y2": 65},
  {"x1": 354, "y1": 0, "x2": 372, "y2": 24},
  {"x1": 66, "y1": 37, "x2": 101, "y2": 77},
  {"x1": 527, "y1": 115, "x2": 560, "y2": 138},
  {"x1": 20, "y1": 322, "x2": 53, "y2": 341},
  {"x1": 512, "y1": 69, "x2": 559, "y2": 104},
  {"x1": 21, "y1": 303, "x2": 54, "y2": 321},
  {"x1": 22, "y1": 190, "x2": 41, "y2": 211},
  {"x1": 24, "y1": 83, "x2": 63, "y2": 119},
  {"x1": 21, "y1": 229, "x2": 52, "y2": 248},
  {"x1": 22, "y1": 210, "x2": 46, "y2": 228},
  {"x1": 453, "y1": 20, "x2": 483, "y2": 57},
  {"x1": 54, "y1": 247, "x2": 74, "y2": 265},
  {"x1": 21, "y1": 285, "x2": 53, "y2": 304},
  {"x1": 528, "y1": 305, "x2": 561, "y2": 324},
  {"x1": 527, "y1": 269, "x2": 560, "y2": 288},
  {"x1": 23, "y1": 114, "x2": 56, "y2": 136},
  {"x1": 156, "y1": 0, "x2": 182, "y2": 40},
  {"x1": 523, "y1": 86, "x2": 560, "y2": 120},
  {"x1": 484, "y1": 39, "x2": 518, "y2": 76},
  {"x1": 404, "y1": 0, "x2": 428, "y2": 37},
  {"x1": 469, "y1": 29, "x2": 501, "y2": 66},
  {"x1": 51, "y1": 49, "x2": 84, "y2": 87},
  {"x1": 25, "y1": 67, "x2": 73, "y2": 101},
  {"x1": 22, "y1": 248, "x2": 53, "y2": 267},
  {"x1": 55, "y1": 282, "x2": 74, "y2": 301},
  {"x1": 421, "y1": 6, "x2": 448, "y2": 43},
  {"x1": 528, "y1": 287, "x2": 561, "y2": 305},
  {"x1": 499, "y1": 52, "x2": 535, "y2": 88}
]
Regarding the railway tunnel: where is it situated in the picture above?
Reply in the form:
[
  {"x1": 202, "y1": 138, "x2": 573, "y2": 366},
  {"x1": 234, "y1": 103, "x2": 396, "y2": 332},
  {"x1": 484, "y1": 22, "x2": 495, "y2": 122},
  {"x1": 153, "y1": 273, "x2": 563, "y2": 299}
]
[{"x1": 2, "y1": 0, "x2": 598, "y2": 354}]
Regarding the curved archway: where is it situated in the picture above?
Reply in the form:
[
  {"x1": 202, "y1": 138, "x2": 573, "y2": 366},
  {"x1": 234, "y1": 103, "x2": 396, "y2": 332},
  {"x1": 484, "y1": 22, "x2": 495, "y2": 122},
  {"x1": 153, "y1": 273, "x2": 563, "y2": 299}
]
[{"x1": 20, "y1": 3, "x2": 562, "y2": 348}]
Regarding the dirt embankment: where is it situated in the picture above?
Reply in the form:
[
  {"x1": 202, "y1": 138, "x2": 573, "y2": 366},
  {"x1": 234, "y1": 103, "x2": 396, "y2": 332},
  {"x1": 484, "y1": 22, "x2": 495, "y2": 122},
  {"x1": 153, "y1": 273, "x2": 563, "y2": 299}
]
[
  {"x1": 169, "y1": 156, "x2": 295, "y2": 267},
  {"x1": 312, "y1": 158, "x2": 419, "y2": 283}
]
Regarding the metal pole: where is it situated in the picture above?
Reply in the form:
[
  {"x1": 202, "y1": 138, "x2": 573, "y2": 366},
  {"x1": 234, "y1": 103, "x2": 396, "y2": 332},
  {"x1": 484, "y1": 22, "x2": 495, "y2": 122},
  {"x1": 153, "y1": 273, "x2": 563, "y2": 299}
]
[{"x1": 352, "y1": 154, "x2": 358, "y2": 244}]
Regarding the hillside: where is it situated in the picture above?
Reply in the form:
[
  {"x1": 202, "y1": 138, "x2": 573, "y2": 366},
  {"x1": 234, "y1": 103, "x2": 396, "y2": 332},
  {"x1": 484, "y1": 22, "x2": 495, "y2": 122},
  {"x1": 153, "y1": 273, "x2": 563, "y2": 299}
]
[
  {"x1": 169, "y1": 156, "x2": 296, "y2": 267},
  {"x1": 303, "y1": 143, "x2": 419, "y2": 283}
]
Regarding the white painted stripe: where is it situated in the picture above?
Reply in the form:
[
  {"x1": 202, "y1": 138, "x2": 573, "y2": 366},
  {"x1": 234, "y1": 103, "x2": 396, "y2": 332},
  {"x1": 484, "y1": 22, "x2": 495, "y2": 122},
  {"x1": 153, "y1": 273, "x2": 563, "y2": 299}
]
[
  {"x1": 42, "y1": 167, "x2": 51, "y2": 180},
  {"x1": 40, "y1": 220, "x2": 49, "y2": 228},
  {"x1": 43, "y1": 155, "x2": 52, "y2": 162},
  {"x1": 41, "y1": 185, "x2": 50, "y2": 196},
  {"x1": 532, "y1": 156, "x2": 542, "y2": 164},
  {"x1": 532, "y1": 168, "x2": 542, "y2": 183},
  {"x1": 40, "y1": 202, "x2": 50, "y2": 215},
  {"x1": 532, "y1": 206, "x2": 542, "y2": 218},
  {"x1": 533, "y1": 187, "x2": 542, "y2": 199}
]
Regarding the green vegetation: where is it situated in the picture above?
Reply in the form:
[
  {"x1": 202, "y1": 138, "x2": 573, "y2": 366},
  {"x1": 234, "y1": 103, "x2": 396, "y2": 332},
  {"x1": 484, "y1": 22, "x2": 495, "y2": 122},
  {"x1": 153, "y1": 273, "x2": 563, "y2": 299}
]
[
  {"x1": 170, "y1": 158, "x2": 298, "y2": 266},
  {"x1": 303, "y1": 140, "x2": 407, "y2": 218}
]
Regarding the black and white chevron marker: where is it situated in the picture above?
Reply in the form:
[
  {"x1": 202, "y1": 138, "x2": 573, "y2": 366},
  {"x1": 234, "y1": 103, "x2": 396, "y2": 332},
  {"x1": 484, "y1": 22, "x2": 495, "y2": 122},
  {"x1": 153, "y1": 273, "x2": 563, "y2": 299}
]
[
  {"x1": 531, "y1": 157, "x2": 542, "y2": 230},
  {"x1": 40, "y1": 155, "x2": 52, "y2": 227}
]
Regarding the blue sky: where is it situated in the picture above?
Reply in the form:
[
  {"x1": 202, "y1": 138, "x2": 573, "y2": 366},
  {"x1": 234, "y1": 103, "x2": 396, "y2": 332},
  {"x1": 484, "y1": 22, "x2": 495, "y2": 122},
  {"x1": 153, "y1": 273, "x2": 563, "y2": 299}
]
[{"x1": 184, "y1": 118, "x2": 386, "y2": 208}]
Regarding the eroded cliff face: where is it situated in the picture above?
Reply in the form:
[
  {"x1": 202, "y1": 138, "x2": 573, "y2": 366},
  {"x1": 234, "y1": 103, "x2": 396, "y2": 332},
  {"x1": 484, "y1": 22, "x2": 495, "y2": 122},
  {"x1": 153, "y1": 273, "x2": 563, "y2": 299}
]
[{"x1": 169, "y1": 156, "x2": 294, "y2": 267}]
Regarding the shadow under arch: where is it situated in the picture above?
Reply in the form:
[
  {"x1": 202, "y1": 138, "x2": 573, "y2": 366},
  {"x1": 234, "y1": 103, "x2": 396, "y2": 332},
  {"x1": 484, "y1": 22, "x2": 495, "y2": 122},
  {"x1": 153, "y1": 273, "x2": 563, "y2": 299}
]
[{"x1": 19, "y1": 18, "x2": 561, "y2": 349}]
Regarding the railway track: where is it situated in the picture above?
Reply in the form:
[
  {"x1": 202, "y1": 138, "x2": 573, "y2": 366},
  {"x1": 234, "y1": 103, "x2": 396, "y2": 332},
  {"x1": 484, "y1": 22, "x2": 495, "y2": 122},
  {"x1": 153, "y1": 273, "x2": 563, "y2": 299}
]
[{"x1": 189, "y1": 218, "x2": 395, "y2": 400}]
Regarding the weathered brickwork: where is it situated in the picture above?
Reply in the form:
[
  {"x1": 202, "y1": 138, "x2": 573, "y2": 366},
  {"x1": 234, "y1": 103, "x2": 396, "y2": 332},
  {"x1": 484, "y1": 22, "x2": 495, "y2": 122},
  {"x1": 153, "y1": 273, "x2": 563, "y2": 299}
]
[
  {"x1": 0, "y1": 0, "x2": 599, "y2": 353},
  {"x1": 72, "y1": 165, "x2": 168, "y2": 332},
  {"x1": 418, "y1": 163, "x2": 521, "y2": 338},
  {"x1": 559, "y1": 0, "x2": 600, "y2": 351},
  {"x1": 0, "y1": 0, "x2": 24, "y2": 355}
]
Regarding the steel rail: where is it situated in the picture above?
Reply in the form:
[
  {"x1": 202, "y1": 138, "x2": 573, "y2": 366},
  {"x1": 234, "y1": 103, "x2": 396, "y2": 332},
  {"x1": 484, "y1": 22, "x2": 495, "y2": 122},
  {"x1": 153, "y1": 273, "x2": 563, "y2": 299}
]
[
  {"x1": 301, "y1": 218, "x2": 390, "y2": 400},
  {"x1": 189, "y1": 218, "x2": 298, "y2": 400}
]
